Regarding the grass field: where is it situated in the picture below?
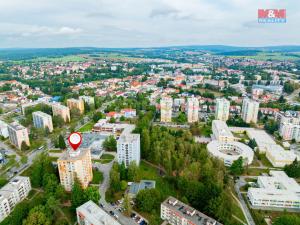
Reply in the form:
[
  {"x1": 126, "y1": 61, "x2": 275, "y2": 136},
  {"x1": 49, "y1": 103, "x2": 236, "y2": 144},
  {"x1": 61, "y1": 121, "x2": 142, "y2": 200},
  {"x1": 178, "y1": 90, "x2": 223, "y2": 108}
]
[
  {"x1": 100, "y1": 153, "x2": 115, "y2": 164},
  {"x1": 91, "y1": 169, "x2": 104, "y2": 184},
  {"x1": 77, "y1": 122, "x2": 95, "y2": 132},
  {"x1": 48, "y1": 149, "x2": 63, "y2": 153},
  {"x1": 227, "y1": 52, "x2": 300, "y2": 61}
]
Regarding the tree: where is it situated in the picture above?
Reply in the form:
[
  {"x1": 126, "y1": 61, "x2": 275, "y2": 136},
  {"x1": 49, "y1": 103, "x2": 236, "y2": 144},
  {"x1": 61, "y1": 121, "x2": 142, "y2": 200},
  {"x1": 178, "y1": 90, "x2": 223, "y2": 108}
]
[
  {"x1": 109, "y1": 163, "x2": 121, "y2": 192},
  {"x1": 53, "y1": 115, "x2": 64, "y2": 128},
  {"x1": 21, "y1": 141, "x2": 29, "y2": 151},
  {"x1": 58, "y1": 135, "x2": 66, "y2": 149},
  {"x1": 284, "y1": 159, "x2": 300, "y2": 178},
  {"x1": 230, "y1": 157, "x2": 244, "y2": 176},
  {"x1": 283, "y1": 81, "x2": 295, "y2": 94},
  {"x1": 136, "y1": 189, "x2": 161, "y2": 212},
  {"x1": 273, "y1": 214, "x2": 300, "y2": 225},
  {"x1": 103, "y1": 135, "x2": 117, "y2": 151},
  {"x1": 23, "y1": 205, "x2": 52, "y2": 225},
  {"x1": 141, "y1": 129, "x2": 150, "y2": 159},
  {"x1": 248, "y1": 138, "x2": 257, "y2": 149},
  {"x1": 127, "y1": 161, "x2": 140, "y2": 182},
  {"x1": 123, "y1": 194, "x2": 132, "y2": 216},
  {"x1": 84, "y1": 186, "x2": 100, "y2": 204},
  {"x1": 71, "y1": 180, "x2": 86, "y2": 211},
  {"x1": 264, "y1": 119, "x2": 279, "y2": 134},
  {"x1": 92, "y1": 112, "x2": 105, "y2": 122}
]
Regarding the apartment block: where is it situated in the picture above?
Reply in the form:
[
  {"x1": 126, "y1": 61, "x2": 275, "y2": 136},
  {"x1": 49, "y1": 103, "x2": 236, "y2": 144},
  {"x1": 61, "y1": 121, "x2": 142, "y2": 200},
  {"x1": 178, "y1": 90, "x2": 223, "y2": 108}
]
[
  {"x1": 77, "y1": 200, "x2": 121, "y2": 225},
  {"x1": 67, "y1": 98, "x2": 85, "y2": 114},
  {"x1": 215, "y1": 98, "x2": 230, "y2": 121},
  {"x1": 248, "y1": 171, "x2": 300, "y2": 210},
  {"x1": 52, "y1": 103, "x2": 70, "y2": 122},
  {"x1": 0, "y1": 120, "x2": 9, "y2": 138},
  {"x1": 212, "y1": 120, "x2": 235, "y2": 142},
  {"x1": 117, "y1": 132, "x2": 140, "y2": 167},
  {"x1": 7, "y1": 122, "x2": 30, "y2": 149},
  {"x1": 186, "y1": 97, "x2": 199, "y2": 123},
  {"x1": 160, "y1": 97, "x2": 173, "y2": 123},
  {"x1": 161, "y1": 196, "x2": 222, "y2": 225},
  {"x1": 32, "y1": 111, "x2": 53, "y2": 132},
  {"x1": 0, "y1": 176, "x2": 31, "y2": 222},
  {"x1": 241, "y1": 98, "x2": 259, "y2": 124},
  {"x1": 79, "y1": 96, "x2": 95, "y2": 106},
  {"x1": 58, "y1": 148, "x2": 93, "y2": 191}
]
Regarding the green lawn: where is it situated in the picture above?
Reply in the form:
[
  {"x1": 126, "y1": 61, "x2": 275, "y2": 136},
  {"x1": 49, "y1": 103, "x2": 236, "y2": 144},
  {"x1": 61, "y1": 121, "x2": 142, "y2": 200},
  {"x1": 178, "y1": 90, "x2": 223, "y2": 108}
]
[
  {"x1": 48, "y1": 149, "x2": 63, "y2": 153},
  {"x1": 259, "y1": 154, "x2": 273, "y2": 167},
  {"x1": 245, "y1": 168, "x2": 269, "y2": 176},
  {"x1": 231, "y1": 198, "x2": 247, "y2": 224},
  {"x1": 99, "y1": 154, "x2": 115, "y2": 164},
  {"x1": 91, "y1": 170, "x2": 104, "y2": 184},
  {"x1": 0, "y1": 177, "x2": 8, "y2": 188},
  {"x1": 77, "y1": 122, "x2": 95, "y2": 132}
]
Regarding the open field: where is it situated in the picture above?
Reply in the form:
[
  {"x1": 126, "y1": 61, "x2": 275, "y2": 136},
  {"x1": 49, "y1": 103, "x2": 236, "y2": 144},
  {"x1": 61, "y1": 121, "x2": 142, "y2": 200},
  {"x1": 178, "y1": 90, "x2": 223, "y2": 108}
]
[
  {"x1": 77, "y1": 121, "x2": 95, "y2": 132},
  {"x1": 226, "y1": 52, "x2": 300, "y2": 61}
]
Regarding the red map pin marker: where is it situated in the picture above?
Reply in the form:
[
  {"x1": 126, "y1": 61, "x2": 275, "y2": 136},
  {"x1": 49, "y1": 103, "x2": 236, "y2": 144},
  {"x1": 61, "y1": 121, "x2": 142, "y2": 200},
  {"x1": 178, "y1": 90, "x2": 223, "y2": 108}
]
[{"x1": 68, "y1": 132, "x2": 82, "y2": 151}]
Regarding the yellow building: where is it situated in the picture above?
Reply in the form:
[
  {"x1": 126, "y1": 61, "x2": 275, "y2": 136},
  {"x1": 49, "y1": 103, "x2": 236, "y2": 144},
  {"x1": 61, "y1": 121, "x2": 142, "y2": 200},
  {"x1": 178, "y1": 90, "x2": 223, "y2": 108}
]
[
  {"x1": 52, "y1": 103, "x2": 70, "y2": 122},
  {"x1": 67, "y1": 98, "x2": 85, "y2": 115},
  {"x1": 58, "y1": 148, "x2": 93, "y2": 191}
]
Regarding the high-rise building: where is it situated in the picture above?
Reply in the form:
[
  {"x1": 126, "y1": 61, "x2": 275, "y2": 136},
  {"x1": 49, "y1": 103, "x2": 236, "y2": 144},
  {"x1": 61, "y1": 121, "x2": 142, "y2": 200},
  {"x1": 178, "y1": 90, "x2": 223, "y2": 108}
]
[
  {"x1": 79, "y1": 96, "x2": 95, "y2": 106},
  {"x1": 67, "y1": 98, "x2": 85, "y2": 114},
  {"x1": 0, "y1": 176, "x2": 31, "y2": 222},
  {"x1": 58, "y1": 148, "x2": 93, "y2": 191},
  {"x1": 215, "y1": 98, "x2": 230, "y2": 121},
  {"x1": 279, "y1": 122, "x2": 300, "y2": 142},
  {"x1": 186, "y1": 97, "x2": 199, "y2": 123},
  {"x1": 241, "y1": 98, "x2": 259, "y2": 124},
  {"x1": 7, "y1": 122, "x2": 30, "y2": 149},
  {"x1": 161, "y1": 196, "x2": 222, "y2": 225},
  {"x1": 0, "y1": 120, "x2": 9, "y2": 138},
  {"x1": 32, "y1": 111, "x2": 53, "y2": 132},
  {"x1": 77, "y1": 201, "x2": 121, "y2": 225},
  {"x1": 117, "y1": 128, "x2": 140, "y2": 167},
  {"x1": 52, "y1": 103, "x2": 70, "y2": 122},
  {"x1": 160, "y1": 97, "x2": 173, "y2": 122}
]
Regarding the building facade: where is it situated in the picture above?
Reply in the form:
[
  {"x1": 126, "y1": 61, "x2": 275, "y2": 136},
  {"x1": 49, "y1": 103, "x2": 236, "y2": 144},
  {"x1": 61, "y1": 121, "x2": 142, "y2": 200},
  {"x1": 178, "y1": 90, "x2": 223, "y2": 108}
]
[
  {"x1": 67, "y1": 98, "x2": 85, "y2": 114},
  {"x1": 52, "y1": 103, "x2": 70, "y2": 122},
  {"x1": 0, "y1": 120, "x2": 9, "y2": 138},
  {"x1": 241, "y1": 98, "x2": 259, "y2": 124},
  {"x1": 186, "y1": 97, "x2": 199, "y2": 123},
  {"x1": 58, "y1": 148, "x2": 93, "y2": 191},
  {"x1": 117, "y1": 133, "x2": 140, "y2": 167},
  {"x1": 215, "y1": 98, "x2": 230, "y2": 121},
  {"x1": 32, "y1": 111, "x2": 53, "y2": 132},
  {"x1": 7, "y1": 122, "x2": 30, "y2": 149},
  {"x1": 0, "y1": 176, "x2": 31, "y2": 222},
  {"x1": 77, "y1": 201, "x2": 121, "y2": 225},
  {"x1": 79, "y1": 96, "x2": 95, "y2": 106},
  {"x1": 248, "y1": 171, "x2": 300, "y2": 210},
  {"x1": 161, "y1": 196, "x2": 222, "y2": 225},
  {"x1": 212, "y1": 120, "x2": 235, "y2": 142},
  {"x1": 160, "y1": 97, "x2": 173, "y2": 123}
]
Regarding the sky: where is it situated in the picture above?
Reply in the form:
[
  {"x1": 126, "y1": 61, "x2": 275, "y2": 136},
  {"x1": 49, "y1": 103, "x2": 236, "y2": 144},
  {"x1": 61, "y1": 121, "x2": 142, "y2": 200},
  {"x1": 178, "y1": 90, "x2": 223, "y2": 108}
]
[{"x1": 0, "y1": 0, "x2": 299, "y2": 48}]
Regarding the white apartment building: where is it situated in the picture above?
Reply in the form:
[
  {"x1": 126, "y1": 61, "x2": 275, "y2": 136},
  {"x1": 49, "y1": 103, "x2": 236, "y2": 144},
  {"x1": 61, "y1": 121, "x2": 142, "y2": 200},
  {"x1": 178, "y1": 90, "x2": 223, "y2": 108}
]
[
  {"x1": 79, "y1": 96, "x2": 95, "y2": 106},
  {"x1": 248, "y1": 171, "x2": 300, "y2": 210},
  {"x1": 265, "y1": 144, "x2": 298, "y2": 167},
  {"x1": 212, "y1": 120, "x2": 236, "y2": 142},
  {"x1": 277, "y1": 112, "x2": 300, "y2": 142},
  {"x1": 0, "y1": 176, "x2": 31, "y2": 222},
  {"x1": 241, "y1": 98, "x2": 259, "y2": 124},
  {"x1": 160, "y1": 97, "x2": 173, "y2": 123},
  {"x1": 77, "y1": 200, "x2": 121, "y2": 225},
  {"x1": 161, "y1": 196, "x2": 222, "y2": 225},
  {"x1": 32, "y1": 111, "x2": 53, "y2": 132},
  {"x1": 52, "y1": 103, "x2": 70, "y2": 122},
  {"x1": 7, "y1": 122, "x2": 30, "y2": 149},
  {"x1": 215, "y1": 98, "x2": 230, "y2": 121},
  {"x1": 186, "y1": 97, "x2": 199, "y2": 123},
  {"x1": 117, "y1": 132, "x2": 140, "y2": 167},
  {"x1": 0, "y1": 120, "x2": 9, "y2": 138},
  {"x1": 58, "y1": 148, "x2": 93, "y2": 191}
]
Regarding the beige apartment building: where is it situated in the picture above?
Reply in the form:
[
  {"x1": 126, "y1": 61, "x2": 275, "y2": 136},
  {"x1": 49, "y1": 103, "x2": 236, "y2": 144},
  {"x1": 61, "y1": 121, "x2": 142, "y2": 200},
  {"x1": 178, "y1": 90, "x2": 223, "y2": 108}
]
[
  {"x1": 32, "y1": 111, "x2": 53, "y2": 132},
  {"x1": 58, "y1": 148, "x2": 93, "y2": 191},
  {"x1": 186, "y1": 97, "x2": 199, "y2": 123},
  {"x1": 215, "y1": 98, "x2": 230, "y2": 122},
  {"x1": 52, "y1": 103, "x2": 70, "y2": 122},
  {"x1": 160, "y1": 97, "x2": 173, "y2": 123},
  {"x1": 7, "y1": 122, "x2": 30, "y2": 149},
  {"x1": 67, "y1": 98, "x2": 85, "y2": 115}
]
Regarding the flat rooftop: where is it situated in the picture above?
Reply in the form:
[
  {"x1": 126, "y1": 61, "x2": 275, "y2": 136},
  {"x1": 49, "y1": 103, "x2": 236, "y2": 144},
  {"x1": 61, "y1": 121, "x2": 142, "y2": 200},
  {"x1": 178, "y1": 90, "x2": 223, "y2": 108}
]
[
  {"x1": 162, "y1": 196, "x2": 222, "y2": 225},
  {"x1": 8, "y1": 122, "x2": 26, "y2": 130},
  {"x1": 212, "y1": 120, "x2": 234, "y2": 138}
]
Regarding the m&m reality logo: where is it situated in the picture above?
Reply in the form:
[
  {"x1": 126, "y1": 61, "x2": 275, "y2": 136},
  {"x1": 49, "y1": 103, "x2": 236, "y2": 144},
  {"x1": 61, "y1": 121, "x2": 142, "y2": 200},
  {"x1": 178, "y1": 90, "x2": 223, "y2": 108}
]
[{"x1": 258, "y1": 9, "x2": 286, "y2": 23}]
